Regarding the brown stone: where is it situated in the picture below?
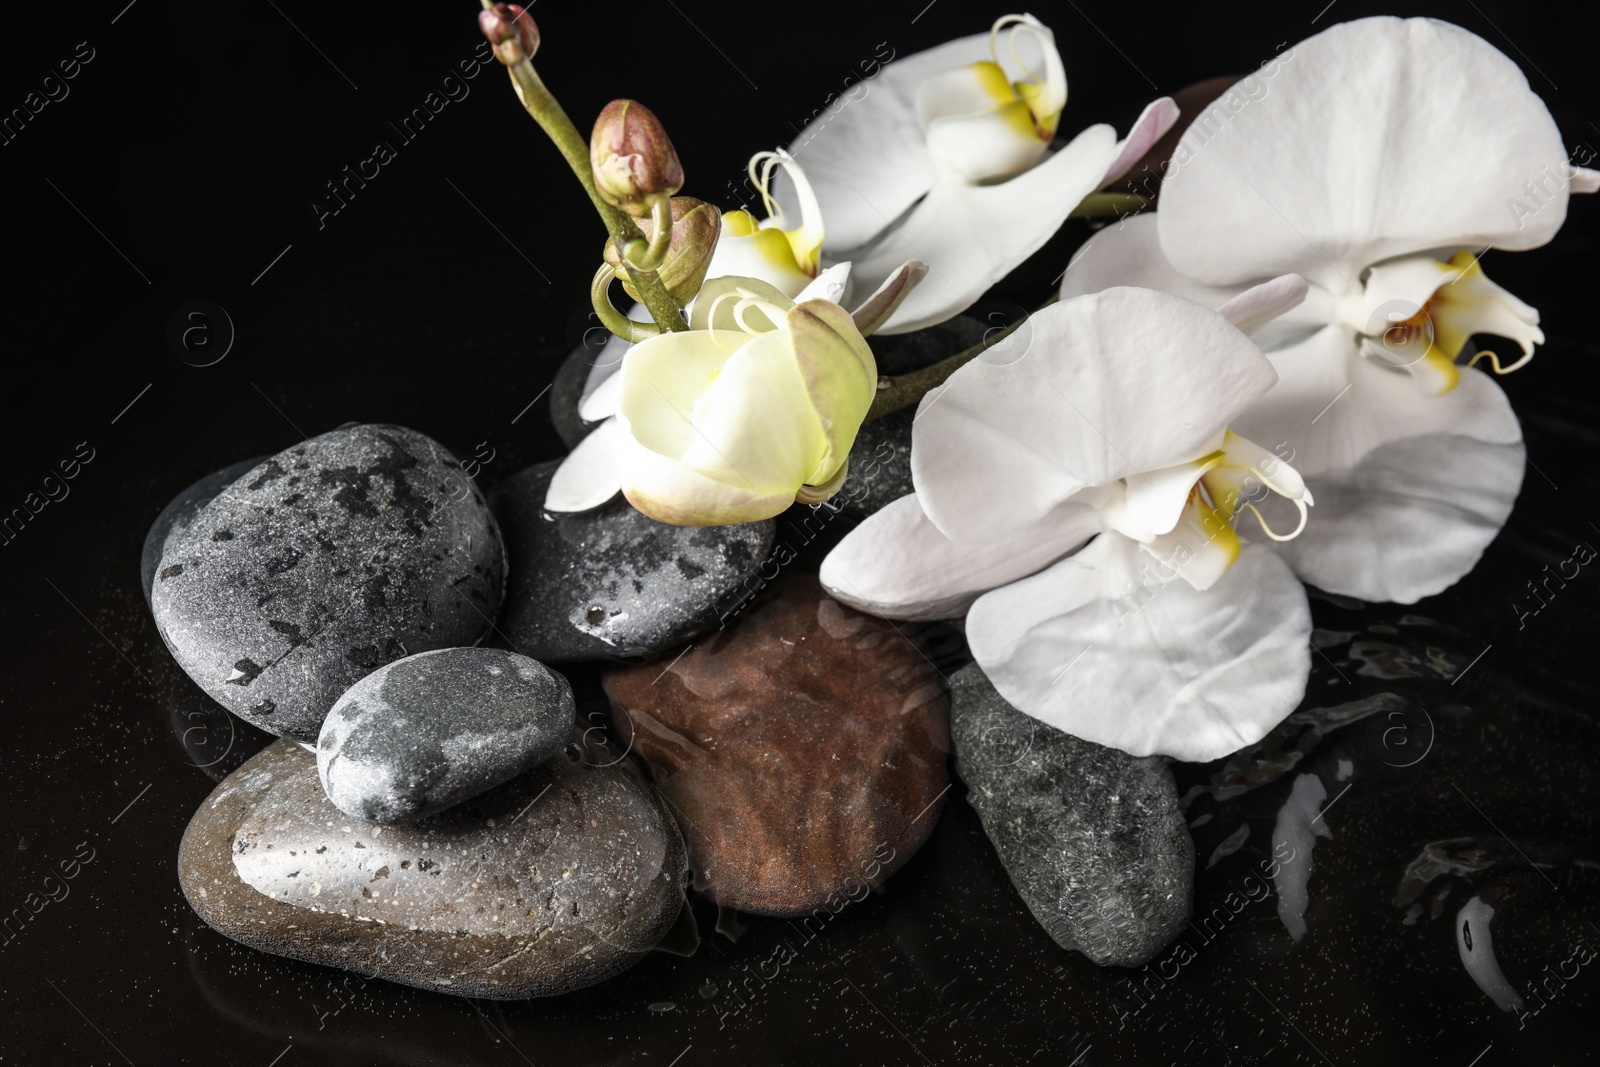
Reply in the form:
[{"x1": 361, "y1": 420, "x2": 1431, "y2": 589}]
[
  {"x1": 601, "y1": 576, "x2": 950, "y2": 917},
  {"x1": 178, "y1": 735, "x2": 687, "y2": 999}
]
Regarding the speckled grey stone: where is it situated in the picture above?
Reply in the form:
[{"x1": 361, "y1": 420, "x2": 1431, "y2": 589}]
[
  {"x1": 178, "y1": 733, "x2": 688, "y2": 998},
  {"x1": 836, "y1": 409, "x2": 914, "y2": 519},
  {"x1": 487, "y1": 461, "x2": 775, "y2": 662},
  {"x1": 141, "y1": 457, "x2": 265, "y2": 606},
  {"x1": 318, "y1": 648, "x2": 575, "y2": 824},
  {"x1": 950, "y1": 664, "x2": 1193, "y2": 967},
  {"x1": 151, "y1": 424, "x2": 506, "y2": 742}
]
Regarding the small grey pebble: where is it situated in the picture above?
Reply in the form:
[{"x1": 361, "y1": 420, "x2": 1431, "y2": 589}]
[{"x1": 318, "y1": 648, "x2": 575, "y2": 824}]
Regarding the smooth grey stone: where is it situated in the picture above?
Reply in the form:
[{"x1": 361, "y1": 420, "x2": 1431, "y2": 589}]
[
  {"x1": 950, "y1": 664, "x2": 1193, "y2": 967},
  {"x1": 318, "y1": 648, "x2": 575, "y2": 824},
  {"x1": 178, "y1": 735, "x2": 688, "y2": 998},
  {"x1": 487, "y1": 461, "x2": 775, "y2": 662},
  {"x1": 151, "y1": 424, "x2": 506, "y2": 742},
  {"x1": 140, "y1": 457, "x2": 265, "y2": 606}
]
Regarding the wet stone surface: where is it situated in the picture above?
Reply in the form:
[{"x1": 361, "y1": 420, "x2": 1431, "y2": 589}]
[
  {"x1": 602, "y1": 576, "x2": 950, "y2": 917},
  {"x1": 488, "y1": 460, "x2": 775, "y2": 663},
  {"x1": 178, "y1": 734, "x2": 688, "y2": 999},
  {"x1": 317, "y1": 648, "x2": 575, "y2": 824},
  {"x1": 150, "y1": 424, "x2": 506, "y2": 742},
  {"x1": 950, "y1": 664, "x2": 1194, "y2": 967}
]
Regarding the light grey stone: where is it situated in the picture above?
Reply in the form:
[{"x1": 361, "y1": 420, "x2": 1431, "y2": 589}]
[{"x1": 317, "y1": 648, "x2": 575, "y2": 824}]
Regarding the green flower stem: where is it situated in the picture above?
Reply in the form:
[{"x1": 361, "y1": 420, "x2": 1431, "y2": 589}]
[
  {"x1": 623, "y1": 196, "x2": 675, "y2": 273},
  {"x1": 590, "y1": 265, "x2": 661, "y2": 344},
  {"x1": 501, "y1": 58, "x2": 686, "y2": 332},
  {"x1": 865, "y1": 297, "x2": 1054, "y2": 422},
  {"x1": 1069, "y1": 192, "x2": 1148, "y2": 219}
]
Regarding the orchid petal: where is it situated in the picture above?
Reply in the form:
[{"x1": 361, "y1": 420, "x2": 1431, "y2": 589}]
[
  {"x1": 1159, "y1": 17, "x2": 1575, "y2": 290},
  {"x1": 820, "y1": 493, "x2": 1101, "y2": 621},
  {"x1": 855, "y1": 124, "x2": 1121, "y2": 334},
  {"x1": 1099, "y1": 96, "x2": 1180, "y2": 187},
  {"x1": 689, "y1": 276, "x2": 794, "y2": 332},
  {"x1": 580, "y1": 315, "x2": 639, "y2": 411},
  {"x1": 797, "y1": 261, "x2": 852, "y2": 306},
  {"x1": 1059, "y1": 214, "x2": 1322, "y2": 351},
  {"x1": 850, "y1": 260, "x2": 929, "y2": 337},
  {"x1": 675, "y1": 329, "x2": 828, "y2": 492},
  {"x1": 544, "y1": 417, "x2": 624, "y2": 512},
  {"x1": 1217, "y1": 274, "x2": 1310, "y2": 337},
  {"x1": 786, "y1": 299, "x2": 878, "y2": 483},
  {"x1": 613, "y1": 426, "x2": 798, "y2": 527},
  {"x1": 579, "y1": 365, "x2": 625, "y2": 422},
  {"x1": 912, "y1": 287, "x2": 1276, "y2": 544},
  {"x1": 1261, "y1": 433, "x2": 1525, "y2": 604},
  {"x1": 967, "y1": 533, "x2": 1311, "y2": 760},
  {"x1": 1230, "y1": 324, "x2": 1523, "y2": 478},
  {"x1": 1573, "y1": 167, "x2": 1600, "y2": 194}
]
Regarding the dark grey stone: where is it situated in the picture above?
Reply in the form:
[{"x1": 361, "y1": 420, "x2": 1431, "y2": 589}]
[
  {"x1": 140, "y1": 457, "x2": 265, "y2": 606},
  {"x1": 487, "y1": 461, "x2": 775, "y2": 662},
  {"x1": 317, "y1": 648, "x2": 575, "y2": 824},
  {"x1": 549, "y1": 340, "x2": 608, "y2": 450},
  {"x1": 837, "y1": 408, "x2": 913, "y2": 519},
  {"x1": 178, "y1": 734, "x2": 688, "y2": 998},
  {"x1": 950, "y1": 664, "x2": 1193, "y2": 967},
  {"x1": 869, "y1": 313, "x2": 987, "y2": 376},
  {"x1": 151, "y1": 424, "x2": 506, "y2": 742}
]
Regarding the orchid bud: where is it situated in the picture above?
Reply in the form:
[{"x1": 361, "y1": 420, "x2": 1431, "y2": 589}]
[
  {"x1": 479, "y1": 4, "x2": 539, "y2": 65},
  {"x1": 603, "y1": 197, "x2": 721, "y2": 302},
  {"x1": 590, "y1": 100, "x2": 684, "y2": 216}
]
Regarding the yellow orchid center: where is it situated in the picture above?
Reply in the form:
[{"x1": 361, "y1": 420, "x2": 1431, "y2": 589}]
[
  {"x1": 746, "y1": 149, "x2": 825, "y2": 276},
  {"x1": 1360, "y1": 250, "x2": 1544, "y2": 397},
  {"x1": 1102, "y1": 431, "x2": 1313, "y2": 591}
]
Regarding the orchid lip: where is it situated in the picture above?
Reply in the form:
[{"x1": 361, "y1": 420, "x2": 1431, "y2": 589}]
[
  {"x1": 1099, "y1": 429, "x2": 1314, "y2": 590},
  {"x1": 1353, "y1": 251, "x2": 1544, "y2": 396}
]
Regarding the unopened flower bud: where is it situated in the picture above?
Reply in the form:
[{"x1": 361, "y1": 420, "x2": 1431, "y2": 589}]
[
  {"x1": 604, "y1": 198, "x2": 722, "y2": 303},
  {"x1": 479, "y1": 4, "x2": 539, "y2": 65},
  {"x1": 590, "y1": 100, "x2": 684, "y2": 216}
]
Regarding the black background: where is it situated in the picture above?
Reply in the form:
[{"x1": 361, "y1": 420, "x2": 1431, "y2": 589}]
[{"x1": 3, "y1": 0, "x2": 1598, "y2": 1063}]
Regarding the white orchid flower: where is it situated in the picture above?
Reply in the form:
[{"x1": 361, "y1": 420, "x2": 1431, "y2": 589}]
[
  {"x1": 1060, "y1": 16, "x2": 1597, "y2": 604},
  {"x1": 610, "y1": 279, "x2": 876, "y2": 526},
  {"x1": 820, "y1": 285, "x2": 1316, "y2": 761},
  {"x1": 546, "y1": 147, "x2": 855, "y2": 515},
  {"x1": 777, "y1": 13, "x2": 1178, "y2": 335}
]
